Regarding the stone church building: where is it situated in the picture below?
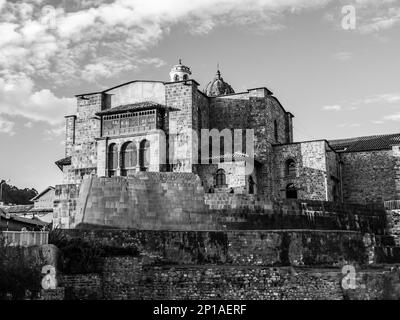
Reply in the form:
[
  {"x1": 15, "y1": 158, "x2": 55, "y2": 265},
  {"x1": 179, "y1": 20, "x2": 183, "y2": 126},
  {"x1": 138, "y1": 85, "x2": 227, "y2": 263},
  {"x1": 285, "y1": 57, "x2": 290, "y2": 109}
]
[{"x1": 54, "y1": 60, "x2": 400, "y2": 228}]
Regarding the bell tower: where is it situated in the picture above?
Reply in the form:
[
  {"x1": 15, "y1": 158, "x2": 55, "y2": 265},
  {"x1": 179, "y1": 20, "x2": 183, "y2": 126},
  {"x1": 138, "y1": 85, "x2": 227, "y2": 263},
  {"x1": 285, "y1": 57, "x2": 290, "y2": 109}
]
[{"x1": 169, "y1": 59, "x2": 192, "y2": 82}]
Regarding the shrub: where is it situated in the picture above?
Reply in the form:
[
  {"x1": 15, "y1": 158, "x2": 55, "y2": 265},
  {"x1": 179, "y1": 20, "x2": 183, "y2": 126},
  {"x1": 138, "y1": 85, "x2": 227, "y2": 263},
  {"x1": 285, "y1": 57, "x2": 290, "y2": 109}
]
[
  {"x1": 56, "y1": 238, "x2": 105, "y2": 274},
  {"x1": 0, "y1": 237, "x2": 42, "y2": 300}
]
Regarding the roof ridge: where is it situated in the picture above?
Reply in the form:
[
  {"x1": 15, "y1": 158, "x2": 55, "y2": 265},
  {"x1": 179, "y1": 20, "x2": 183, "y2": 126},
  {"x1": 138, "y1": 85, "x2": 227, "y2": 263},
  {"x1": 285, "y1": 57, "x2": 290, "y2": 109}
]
[
  {"x1": 329, "y1": 132, "x2": 400, "y2": 152},
  {"x1": 112, "y1": 101, "x2": 163, "y2": 108},
  {"x1": 330, "y1": 132, "x2": 400, "y2": 144}
]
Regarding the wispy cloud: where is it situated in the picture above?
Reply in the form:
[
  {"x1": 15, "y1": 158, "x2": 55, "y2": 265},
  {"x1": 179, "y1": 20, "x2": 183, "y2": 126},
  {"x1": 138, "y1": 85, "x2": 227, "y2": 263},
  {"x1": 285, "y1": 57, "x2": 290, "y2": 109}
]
[
  {"x1": 338, "y1": 123, "x2": 361, "y2": 128},
  {"x1": 358, "y1": 5, "x2": 400, "y2": 34},
  {"x1": 326, "y1": 1, "x2": 400, "y2": 34},
  {"x1": 347, "y1": 92, "x2": 400, "y2": 110},
  {"x1": 0, "y1": 74, "x2": 75, "y2": 126},
  {"x1": 0, "y1": 116, "x2": 15, "y2": 136},
  {"x1": 363, "y1": 93, "x2": 400, "y2": 104},
  {"x1": 383, "y1": 113, "x2": 400, "y2": 122},
  {"x1": 323, "y1": 104, "x2": 342, "y2": 111},
  {"x1": 332, "y1": 52, "x2": 352, "y2": 61},
  {"x1": 44, "y1": 125, "x2": 66, "y2": 141}
]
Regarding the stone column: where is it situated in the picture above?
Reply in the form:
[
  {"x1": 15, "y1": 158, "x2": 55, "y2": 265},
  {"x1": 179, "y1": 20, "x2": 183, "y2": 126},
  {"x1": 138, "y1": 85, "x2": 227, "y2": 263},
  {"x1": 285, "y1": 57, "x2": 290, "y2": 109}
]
[
  {"x1": 96, "y1": 138, "x2": 108, "y2": 177},
  {"x1": 116, "y1": 142, "x2": 121, "y2": 176}
]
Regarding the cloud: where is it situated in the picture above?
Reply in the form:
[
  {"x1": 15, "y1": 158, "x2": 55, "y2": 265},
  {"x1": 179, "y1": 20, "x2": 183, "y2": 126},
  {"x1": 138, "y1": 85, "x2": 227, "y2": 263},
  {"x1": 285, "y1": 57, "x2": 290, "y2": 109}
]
[
  {"x1": 332, "y1": 52, "x2": 352, "y2": 61},
  {"x1": 44, "y1": 125, "x2": 66, "y2": 141},
  {"x1": 0, "y1": 74, "x2": 75, "y2": 126},
  {"x1": 383, "y1": 113, "x2": 400, "y2": 121},
  {"x1": 81, "y1": 57, "x2": 166, "y2": 82},
  {"x1": 354, "y1": 1, "x2": 400, "y2": 34},
  {"x1": 0, "y1": 0, "x2": 335, "y2": 85},
  {"x1": 0, "y1": 116, "x2": 15, "y2": 135},
  {"x1": 323, "y1": 104, "x2": 342, "y2": 111},
  {"x1": 1, "y1": 0, "x2": 398, "y2": 135},
  {"x1": 338, "y1": 123, "x2": 361, "y2": 128},
  {"x1": 0, "y1": 0, "x2": 342, "y2": 134},
  {"x1": 348, "y1": 92, "x2": 400, "y2": 109},
  {"x1": 363, "y1": 93, "x2": 400, "y2": 104},
  {"x1": 326, "y1": 1, "x2": 400, "y2": 34},
  {"x1": 0, "y1": 0, "x2": 398, "y2": 89}
]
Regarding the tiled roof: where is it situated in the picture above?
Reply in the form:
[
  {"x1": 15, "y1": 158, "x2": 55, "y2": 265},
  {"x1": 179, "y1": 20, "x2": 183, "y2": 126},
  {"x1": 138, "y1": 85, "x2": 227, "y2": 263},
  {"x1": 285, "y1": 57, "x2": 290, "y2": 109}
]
[
  {"x1": 1, "y1": 205, "x2": 34, "y2": 214},
  {"x1": 0, "y1": 210, "x2": 49, "y2": 226},
  {"x1": 329, "y1": 133, "x2": 400, "y2": 152},
  {"x1": 30, "y1": 186, "x2": 54, "y2": 202},
  {"x1": 55, "y1": 156, "x2": 71, "y2": 170},
  {"x1": 96, "y1": 101, "x2": 167, "y2": 116},
  {"x1": 11, "y1": 215, "x2": 49, "y2": 226}
]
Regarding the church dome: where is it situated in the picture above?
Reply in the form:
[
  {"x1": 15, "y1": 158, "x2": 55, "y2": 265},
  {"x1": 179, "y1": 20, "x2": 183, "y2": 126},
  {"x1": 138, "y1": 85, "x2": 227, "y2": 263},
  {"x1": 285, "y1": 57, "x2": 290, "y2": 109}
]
[
  {"x1": 169, "y1": 59, "x2": 191, "y2": 82},
  {"x1": 204, "y1": 69, "x2": 235, "y2": 97}
]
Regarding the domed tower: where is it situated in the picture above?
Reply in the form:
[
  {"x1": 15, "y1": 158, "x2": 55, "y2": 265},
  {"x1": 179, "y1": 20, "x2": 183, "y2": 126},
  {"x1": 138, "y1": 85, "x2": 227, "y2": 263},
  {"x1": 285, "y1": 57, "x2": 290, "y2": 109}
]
[
  {"x1": 169, "y1": 59, "x2": 192, "y2": 82},
  {"x1": 204, "y1": 68, "x2": 235, "y2": 97}
]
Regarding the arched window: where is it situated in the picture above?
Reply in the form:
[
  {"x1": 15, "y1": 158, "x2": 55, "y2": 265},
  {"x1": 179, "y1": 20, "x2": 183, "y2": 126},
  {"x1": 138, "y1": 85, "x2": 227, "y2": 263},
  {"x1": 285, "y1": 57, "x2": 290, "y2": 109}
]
[
  {"x1": 173, "y1": 74, "x2": 179, "y2": 81},
  {"x1": 183, "y1": 74, "x2": 188, "y2": 80},
  {"x1": 286, "y1": 183, "x2": 297, "y2": 199},
  {"x1": 220, "y1": 136, "x2": 225, "y2": 163},
  {"x1": 107, "y1": 143, "x2": 118, "y2": 177},
  {"x1": 286, "y1": 159, "x2": 296, "y2": 178},
  {"x1": 208, "y1": 135, "x2": 216, "y2": 163},
  {"x1": 274, "y1": 120, "x2": 278, "y2": 142},
  {"x1": 139, "y1": 139, "x2": 150, "y2": 171},
  {"x1": 120, "y1": 141, "x2": 137, "y2": 176},
  {"x1": 215, "y1": 169, "x2": 226, "y2": 188},
  {"x1": 248, "y1": 176, "x2": 255, "y2": 194}
]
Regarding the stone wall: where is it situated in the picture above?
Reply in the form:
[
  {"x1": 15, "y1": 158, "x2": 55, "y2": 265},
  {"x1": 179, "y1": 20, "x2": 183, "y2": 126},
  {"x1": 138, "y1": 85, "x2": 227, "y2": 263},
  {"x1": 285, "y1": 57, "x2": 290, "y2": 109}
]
[
  {"x1": 105, "y1": 81, "x2": 165, "y2": 107},
  {"x1": 165, "y1": 80, "x2": 196, "y2": 172},
  {"x1": 273, "y1": 141, "x2": 336, "y2": 201},
  {"x1": 56, "y1": 172, "x2": 388, "y2": 232},
  {"x1": 58, "y1": 258, "x2": 400, "y2": 300},
  {"x1": 58, "y1": 274, "x2": 102, "y2": 300},
  {"x1": 72, "y1": 174, "x2": 215, "y2": 230},
  {"x1": 208, "y1": 91, "x2": 292, "y2": 196},
  {"x1": 385, "y1": 200, "x2": 400, "y2": 246},
  {"x1": 101, "y1": 262, "x2": 344, "y2": 300},
  {"x1": 196, "y1": 161, "x2": 248, "y2": 194},
  {"x1": 53, "y1": 229, "x2": 400, "y2": 300},
  {"x1": 64, "y1": 115, "x2": 76, "y2": 157},
  {"x1": 62, "y1": 229, "x2": 388, "y2": 267},
  {"x1": 63, "y1": 92, "x2": 107, "y2": 184},
  {"x1": 53, "y1": 184, "x2": 79, "y2": 229},
  {"x1": 340, "y1": 149, "x2": 400, "y2": 204},
  {"x1": 204, "y1": 195, "x2": 386, "y2": 234}
]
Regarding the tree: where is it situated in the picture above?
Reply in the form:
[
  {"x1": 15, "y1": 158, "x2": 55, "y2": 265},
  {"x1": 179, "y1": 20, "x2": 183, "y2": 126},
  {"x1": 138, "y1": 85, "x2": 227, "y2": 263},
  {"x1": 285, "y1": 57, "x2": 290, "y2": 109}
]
[{"x1": 0, "y1": 180, "x2": 38, "y2": 205}]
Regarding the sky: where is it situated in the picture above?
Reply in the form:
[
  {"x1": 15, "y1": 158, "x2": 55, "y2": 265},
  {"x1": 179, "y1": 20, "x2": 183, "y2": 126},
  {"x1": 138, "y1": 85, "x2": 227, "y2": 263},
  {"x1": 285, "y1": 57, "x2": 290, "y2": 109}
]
[{"x1": 0, "y1": 0, "x2": 399, "y2": 191}]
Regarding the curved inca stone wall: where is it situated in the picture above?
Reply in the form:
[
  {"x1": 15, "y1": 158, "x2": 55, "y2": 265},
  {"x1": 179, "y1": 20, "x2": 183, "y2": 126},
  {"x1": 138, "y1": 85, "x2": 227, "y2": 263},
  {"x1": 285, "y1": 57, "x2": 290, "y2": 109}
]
[
  {"x1": 69, "y1": 174, "x2": 387, "y2": 232},
  {"x1": 73, "y1": 174, "x2": 215, "y2": 230}
]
